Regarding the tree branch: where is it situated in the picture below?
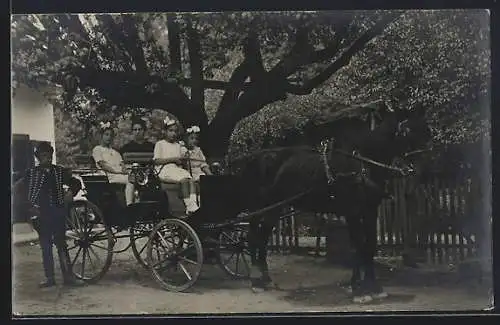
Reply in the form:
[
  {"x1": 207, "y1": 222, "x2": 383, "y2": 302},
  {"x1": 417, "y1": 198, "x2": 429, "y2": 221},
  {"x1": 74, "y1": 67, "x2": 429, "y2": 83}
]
[
  {"x1": 62, "y1": 15, "x2": 125, "y2": 70},
  {"x1": 56, "y1": 14, "x2": 99, "y2": 67},
  {"x1": 70, "y1": 67, "x2": 195, "y2": 124},
  {"x1": 97, "y1": 15, "x2": 138, "y2": 71},
  {"x1": 307, "y1": 21, "x2": 352, "y2": 64},
  {"x1": 186, "y1": 21, "x2": 208, "y2": 127},
  {"x1": 121, "y1": 15, "x2": 149, "y2": 73},
  {"x1": 243, "y1": 30, "x2": 266, "y2": 81},
  {"x1": 286, "y1": 12, "x2": 402, "y2": 95},
  {"x1": 166, "y1": 14, "x2": 182, "y2": 75},
  {"x1": 216, "y1": 32, "x2": 266, "y2": 116}
]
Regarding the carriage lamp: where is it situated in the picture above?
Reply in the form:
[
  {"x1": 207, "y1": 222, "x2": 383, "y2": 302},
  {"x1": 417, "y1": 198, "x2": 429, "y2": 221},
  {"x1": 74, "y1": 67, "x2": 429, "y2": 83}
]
[
  {"x1": 211, "y1": 162, "x2": 222, "y2": 175},
  {"x1": 129, "y1": 163, "x2": 149, "y2": 186}
]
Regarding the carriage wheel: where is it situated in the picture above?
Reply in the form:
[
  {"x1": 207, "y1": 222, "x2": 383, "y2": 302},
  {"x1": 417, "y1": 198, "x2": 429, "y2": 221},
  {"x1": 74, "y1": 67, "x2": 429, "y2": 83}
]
[
  {"x1": 146, "y1": 218, "x2": 203, "y2": 292},
  {"x1": 66, "y1": 200, "x2": 114, "y2": 283},
  {"x1": 217, "y1": 223, "x2": 251, "y2": 279},
  {"x1": 130, "y1": 222, "x2": 154, "y2": 268}
]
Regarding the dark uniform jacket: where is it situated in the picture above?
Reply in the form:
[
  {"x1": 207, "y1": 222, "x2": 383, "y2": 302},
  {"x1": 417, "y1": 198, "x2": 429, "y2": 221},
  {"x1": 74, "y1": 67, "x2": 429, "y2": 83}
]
[
  {"x1": 119, "y1": 141, "x2": 155, "y2": 156},
  {"x1": 23, "y1": 165, "x2": 73, "y2": 209}
]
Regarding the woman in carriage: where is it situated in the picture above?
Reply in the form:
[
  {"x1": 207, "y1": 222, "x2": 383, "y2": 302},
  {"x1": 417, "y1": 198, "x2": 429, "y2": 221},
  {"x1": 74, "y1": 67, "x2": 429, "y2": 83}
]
[
  {"x1": 91, "y1": 121, "x2": 136, "y2": 206},
  {"x1": 153, "y1": 117, "x2": 199, "y2": 214}
]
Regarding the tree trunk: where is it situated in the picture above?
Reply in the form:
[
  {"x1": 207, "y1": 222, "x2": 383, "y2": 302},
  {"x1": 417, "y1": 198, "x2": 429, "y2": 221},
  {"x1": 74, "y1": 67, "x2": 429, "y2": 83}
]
[
  {"x1": 187, "y1": 22, "x2": 207, "y2": 128},
  {"x1": 166, "y1": 14, "x2": 182, "y2": 76},
  {"x1": 203, "y1": 76, "x2": 287, "y2": 159},
  {"x1": 203, "y1": 113, "x2": 240, "y2": 160}
]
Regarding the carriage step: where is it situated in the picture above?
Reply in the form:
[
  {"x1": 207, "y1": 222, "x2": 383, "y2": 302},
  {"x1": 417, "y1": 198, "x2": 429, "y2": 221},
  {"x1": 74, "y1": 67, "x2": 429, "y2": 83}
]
[
  {"x1": 66, "y1": 227, "x2": 106, "y2": 237},
  {"x1": 199, "y1": 223, "x2": 219, "y2": 230}
]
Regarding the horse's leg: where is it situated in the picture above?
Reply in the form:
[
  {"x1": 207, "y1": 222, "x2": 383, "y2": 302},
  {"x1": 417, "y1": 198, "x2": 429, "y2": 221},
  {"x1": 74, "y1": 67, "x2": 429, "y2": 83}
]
[
  {"x1": 345, "y1": 215, "x2": 366, "y2": 299},
  {"x1": 247, "y1": 220, "x2": 264, "y2": 291},
  {"x1": 315, "y1": 214, "x2": 325, "y2": 256},
  {"x1": 362, "y1": 207, "x2": 388, "y2": 299},
  {"x1": 259, "y1": 222, "x2": 274, "y2": 287}
]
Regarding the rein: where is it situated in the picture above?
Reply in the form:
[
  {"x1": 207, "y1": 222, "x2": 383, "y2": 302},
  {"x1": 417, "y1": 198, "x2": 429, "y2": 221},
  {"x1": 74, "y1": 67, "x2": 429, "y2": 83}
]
[
  {"x1": 320, "y1": 138, "x2": 413, "y2": 184},
  {"x1": 334, "y1": 148, "x2": 411, "y2": 175}
]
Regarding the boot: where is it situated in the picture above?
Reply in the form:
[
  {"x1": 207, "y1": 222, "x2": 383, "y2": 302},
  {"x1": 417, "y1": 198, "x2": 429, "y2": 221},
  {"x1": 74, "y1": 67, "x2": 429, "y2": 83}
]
[
  {"x1": 183, "y1": 195, "x2": 199, "y2": 214},
  {"x1": 190, "y1": 194, "x2": 200, "y2": 212},
  {"x1": 39, "y1": 278, "x2": 56, "y2": 288},
  {"x1": 58, "y1": 248, "x2": 85, "y2": 287}
]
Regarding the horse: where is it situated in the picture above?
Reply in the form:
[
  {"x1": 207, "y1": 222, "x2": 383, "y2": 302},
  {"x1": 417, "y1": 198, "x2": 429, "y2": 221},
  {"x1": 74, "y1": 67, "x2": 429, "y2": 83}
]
[{"x1": 234, "y1": 102, "x2": 432, "y2": 303}]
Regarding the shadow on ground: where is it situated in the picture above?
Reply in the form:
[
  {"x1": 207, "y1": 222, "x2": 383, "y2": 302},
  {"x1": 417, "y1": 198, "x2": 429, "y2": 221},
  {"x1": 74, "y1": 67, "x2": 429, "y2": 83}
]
[
  {"x1": 76, "y1": 258, "x2": 250, "y2": 294},
  {"x1": 290, "y1": 255, "x2": 490, "y2": 290},
  {"x1": 281, "y1": 283, "x2": 416, "y2": 307}
]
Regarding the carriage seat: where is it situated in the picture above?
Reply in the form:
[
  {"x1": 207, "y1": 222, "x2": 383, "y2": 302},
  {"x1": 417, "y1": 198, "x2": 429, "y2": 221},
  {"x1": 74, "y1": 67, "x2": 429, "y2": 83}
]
[
  {"x1": 73, "y1": 154, "x2": 99, "y2": 173},
  {"x1": 72, "y1": 154, "x2": 126, "y2": 200}
]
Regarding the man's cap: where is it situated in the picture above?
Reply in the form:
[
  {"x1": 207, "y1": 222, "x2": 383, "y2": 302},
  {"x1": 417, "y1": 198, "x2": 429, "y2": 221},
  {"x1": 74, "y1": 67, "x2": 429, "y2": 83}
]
[{"x1": 35, "y1": 142, "x2": 54, "y2": 155}]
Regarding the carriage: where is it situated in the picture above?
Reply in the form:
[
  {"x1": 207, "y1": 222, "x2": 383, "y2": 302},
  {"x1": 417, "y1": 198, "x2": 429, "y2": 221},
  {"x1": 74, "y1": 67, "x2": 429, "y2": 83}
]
[
  {"x1": 63, "y1": 99, "x2": 428, "y2": 297},
  {"x1": 66, "y1": 152, "x2": 253, "y2": 292}
]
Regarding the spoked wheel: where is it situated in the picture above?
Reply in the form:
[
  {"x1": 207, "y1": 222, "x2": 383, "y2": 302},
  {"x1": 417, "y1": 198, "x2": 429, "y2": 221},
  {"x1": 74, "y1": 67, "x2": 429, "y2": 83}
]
[
  {"x1": 217, "y1": 223, "x2": 251, "y2": 279},
  {"x1": 146, "y1": 218, "x2": 203, "y2": 292},
  {"x1": 130, "y1": 222, "x2": 154, "y2": 268},
  {"x1": 66, "y1": 200, "x2": 114, "y2": 283}
]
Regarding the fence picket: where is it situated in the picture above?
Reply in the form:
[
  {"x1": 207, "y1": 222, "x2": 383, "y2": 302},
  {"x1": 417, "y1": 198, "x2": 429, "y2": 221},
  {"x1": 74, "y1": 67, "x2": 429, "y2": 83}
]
[{"x1": 265, "y1": 175, "x2": 479, "y2": 265}]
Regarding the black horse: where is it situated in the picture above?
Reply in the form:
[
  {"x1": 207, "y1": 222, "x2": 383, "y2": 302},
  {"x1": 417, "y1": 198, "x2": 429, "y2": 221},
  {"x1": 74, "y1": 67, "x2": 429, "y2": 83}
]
[{"x1": 234, "y1": 102, "x2": 432, "y2": 303}]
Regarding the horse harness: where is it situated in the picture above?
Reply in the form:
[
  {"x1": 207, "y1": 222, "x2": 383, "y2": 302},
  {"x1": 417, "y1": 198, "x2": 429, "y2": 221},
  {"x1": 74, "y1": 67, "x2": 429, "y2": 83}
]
[{"x1": 320, "y1": 137, "x2": 412, "y2": 195}]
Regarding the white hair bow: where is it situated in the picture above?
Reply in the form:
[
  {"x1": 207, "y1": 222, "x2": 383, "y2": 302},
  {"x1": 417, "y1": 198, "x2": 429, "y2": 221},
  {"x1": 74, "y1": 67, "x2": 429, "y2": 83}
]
[
  {"x1": 186, "y1": 125, "x2": 201, "y2": 134},
  {"x1": 99, "y1": 121, "x2": 111, "y2": 129},
  {"x1": 163, "y1": 117, "x2": 176, "y2": 127}
]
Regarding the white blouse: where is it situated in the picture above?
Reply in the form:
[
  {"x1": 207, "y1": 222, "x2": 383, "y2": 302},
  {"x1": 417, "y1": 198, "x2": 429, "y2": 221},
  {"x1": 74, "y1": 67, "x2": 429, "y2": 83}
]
[
  {"x1": 92, "y1": 145, "x2": 124, "y2": 172},
  {"x1": 153, "y1": 140, "x2": 182, "y2": 163}
]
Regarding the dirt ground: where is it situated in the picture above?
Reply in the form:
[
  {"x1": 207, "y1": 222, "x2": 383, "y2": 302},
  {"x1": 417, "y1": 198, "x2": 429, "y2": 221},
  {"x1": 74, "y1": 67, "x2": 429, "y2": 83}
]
[{"x1": 12, "y1": 242, "x2": 492, "y2": 316}]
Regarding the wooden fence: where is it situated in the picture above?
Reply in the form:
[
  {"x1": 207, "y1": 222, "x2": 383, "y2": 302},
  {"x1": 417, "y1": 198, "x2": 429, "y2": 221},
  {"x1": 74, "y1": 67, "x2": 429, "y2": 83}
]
[
  {"x1": 377, "y1": 176, "x2": 481, "y2": 264},
  {"x1": 266, "y1": 175, "x2": 484, "y2": 264}
]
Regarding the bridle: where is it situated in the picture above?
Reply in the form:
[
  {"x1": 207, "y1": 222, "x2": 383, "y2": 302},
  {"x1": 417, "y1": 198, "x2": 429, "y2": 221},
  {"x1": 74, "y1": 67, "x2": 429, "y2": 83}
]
[{"x1": 320, "y1": 137, "x2": 416, "y2": 186}]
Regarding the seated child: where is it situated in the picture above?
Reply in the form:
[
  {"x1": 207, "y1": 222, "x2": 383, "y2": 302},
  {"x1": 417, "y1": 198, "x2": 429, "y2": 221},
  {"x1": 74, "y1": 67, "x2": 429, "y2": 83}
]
[
  {"x1": 153, "y1": 117, "x2": 199, "y2": 214},
  {"x1": 180, "y1": 125, "x2": 212, "y2": 182},
  {"x1": 91, "y1": 121, "x2": 135, "y2": 206}
]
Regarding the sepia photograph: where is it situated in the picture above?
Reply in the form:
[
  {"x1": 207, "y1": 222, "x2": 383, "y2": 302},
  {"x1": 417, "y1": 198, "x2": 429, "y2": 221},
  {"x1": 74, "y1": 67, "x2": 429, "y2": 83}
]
[{"x1": 11, "y1": 9, "x2": 493, "y2": 316}]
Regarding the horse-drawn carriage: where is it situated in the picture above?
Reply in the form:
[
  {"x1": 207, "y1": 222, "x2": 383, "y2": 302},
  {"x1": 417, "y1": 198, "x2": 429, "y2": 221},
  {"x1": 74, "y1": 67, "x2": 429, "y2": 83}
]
[
  {"x1": 66, "y1": 152, "x2": 252, "y2": 292},
  {"x1": 65, "y1": 100, "x2": 430, "y2": 300}
]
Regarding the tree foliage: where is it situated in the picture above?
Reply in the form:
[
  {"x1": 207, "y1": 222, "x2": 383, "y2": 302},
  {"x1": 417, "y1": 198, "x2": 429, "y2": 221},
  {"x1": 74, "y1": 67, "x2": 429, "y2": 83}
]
[
  {"x1": 229, "y1": 9, "x2": 490, "y2": 158},
  {"x1": 12, "y1": 10, "x2": 402, "y2": 158},
  {"x1": 11, "y1": 10, "x2": 490, "y2": 163}
]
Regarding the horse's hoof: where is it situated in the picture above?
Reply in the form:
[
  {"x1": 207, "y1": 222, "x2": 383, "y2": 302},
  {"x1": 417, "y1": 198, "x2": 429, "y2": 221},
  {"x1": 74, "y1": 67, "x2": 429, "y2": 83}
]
[
  {"x1": 370, "y1": 291, "x2": 388, "y2": 299},
  {"x1": 264, "y1": 281, "x2": 279, "y2": 291},
  {"x1": 251, "y1": 286, "x2": 265, "y2": 293},
  {"x1": 353, "y1": 295, "x2": 373, "y2": 304},
  {"x1": 343, "y1": 285, "x2": 353, "y2": 294}
]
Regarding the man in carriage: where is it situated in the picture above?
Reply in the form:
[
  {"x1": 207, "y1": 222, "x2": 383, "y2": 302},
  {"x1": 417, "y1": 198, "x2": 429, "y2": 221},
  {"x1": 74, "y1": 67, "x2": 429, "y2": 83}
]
[{"x1": 119, "y1": 117, "x2": 155, "y2": 156}]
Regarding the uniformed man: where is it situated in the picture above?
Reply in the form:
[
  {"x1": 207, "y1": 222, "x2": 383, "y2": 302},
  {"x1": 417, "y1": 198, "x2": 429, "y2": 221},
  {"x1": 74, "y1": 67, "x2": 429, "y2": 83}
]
[{"x1": 13, "y1": 142, "x2": 85, "y2": 288}]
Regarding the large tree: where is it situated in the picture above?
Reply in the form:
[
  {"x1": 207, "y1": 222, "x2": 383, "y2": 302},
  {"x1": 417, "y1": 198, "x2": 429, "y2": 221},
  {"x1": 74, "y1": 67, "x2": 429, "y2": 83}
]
[{"x1": 11, "y1": 10, "x2": 403, "y2": 159}]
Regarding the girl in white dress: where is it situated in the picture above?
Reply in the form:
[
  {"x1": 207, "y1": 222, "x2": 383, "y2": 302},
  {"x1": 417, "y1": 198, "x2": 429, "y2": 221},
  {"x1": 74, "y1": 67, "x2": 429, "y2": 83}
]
[
  {"x1": 92, "y1": 121, "x2": 135, "y2": 206},
  {"x1": 154, "y1": 117, "x2": 199, "y2": 214},
  {"x1": 181, "y1": 125, "x2": 212, "y2": 182}
]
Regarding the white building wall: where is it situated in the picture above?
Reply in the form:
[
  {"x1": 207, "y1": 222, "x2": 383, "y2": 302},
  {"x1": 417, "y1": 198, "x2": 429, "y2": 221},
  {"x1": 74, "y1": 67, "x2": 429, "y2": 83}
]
[{"x1": 11, "y1": 84, "x2": 56, "y2": 164}]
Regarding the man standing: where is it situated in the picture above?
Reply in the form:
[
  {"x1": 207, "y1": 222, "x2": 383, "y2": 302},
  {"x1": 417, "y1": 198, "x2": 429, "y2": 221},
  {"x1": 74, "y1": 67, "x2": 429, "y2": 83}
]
[
  {"x1": 13, "y1": 142, "x2": 84, "y2": 288},
  {"x1": 119, "y1": 117, "x2": 155, "y2": 155}
]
